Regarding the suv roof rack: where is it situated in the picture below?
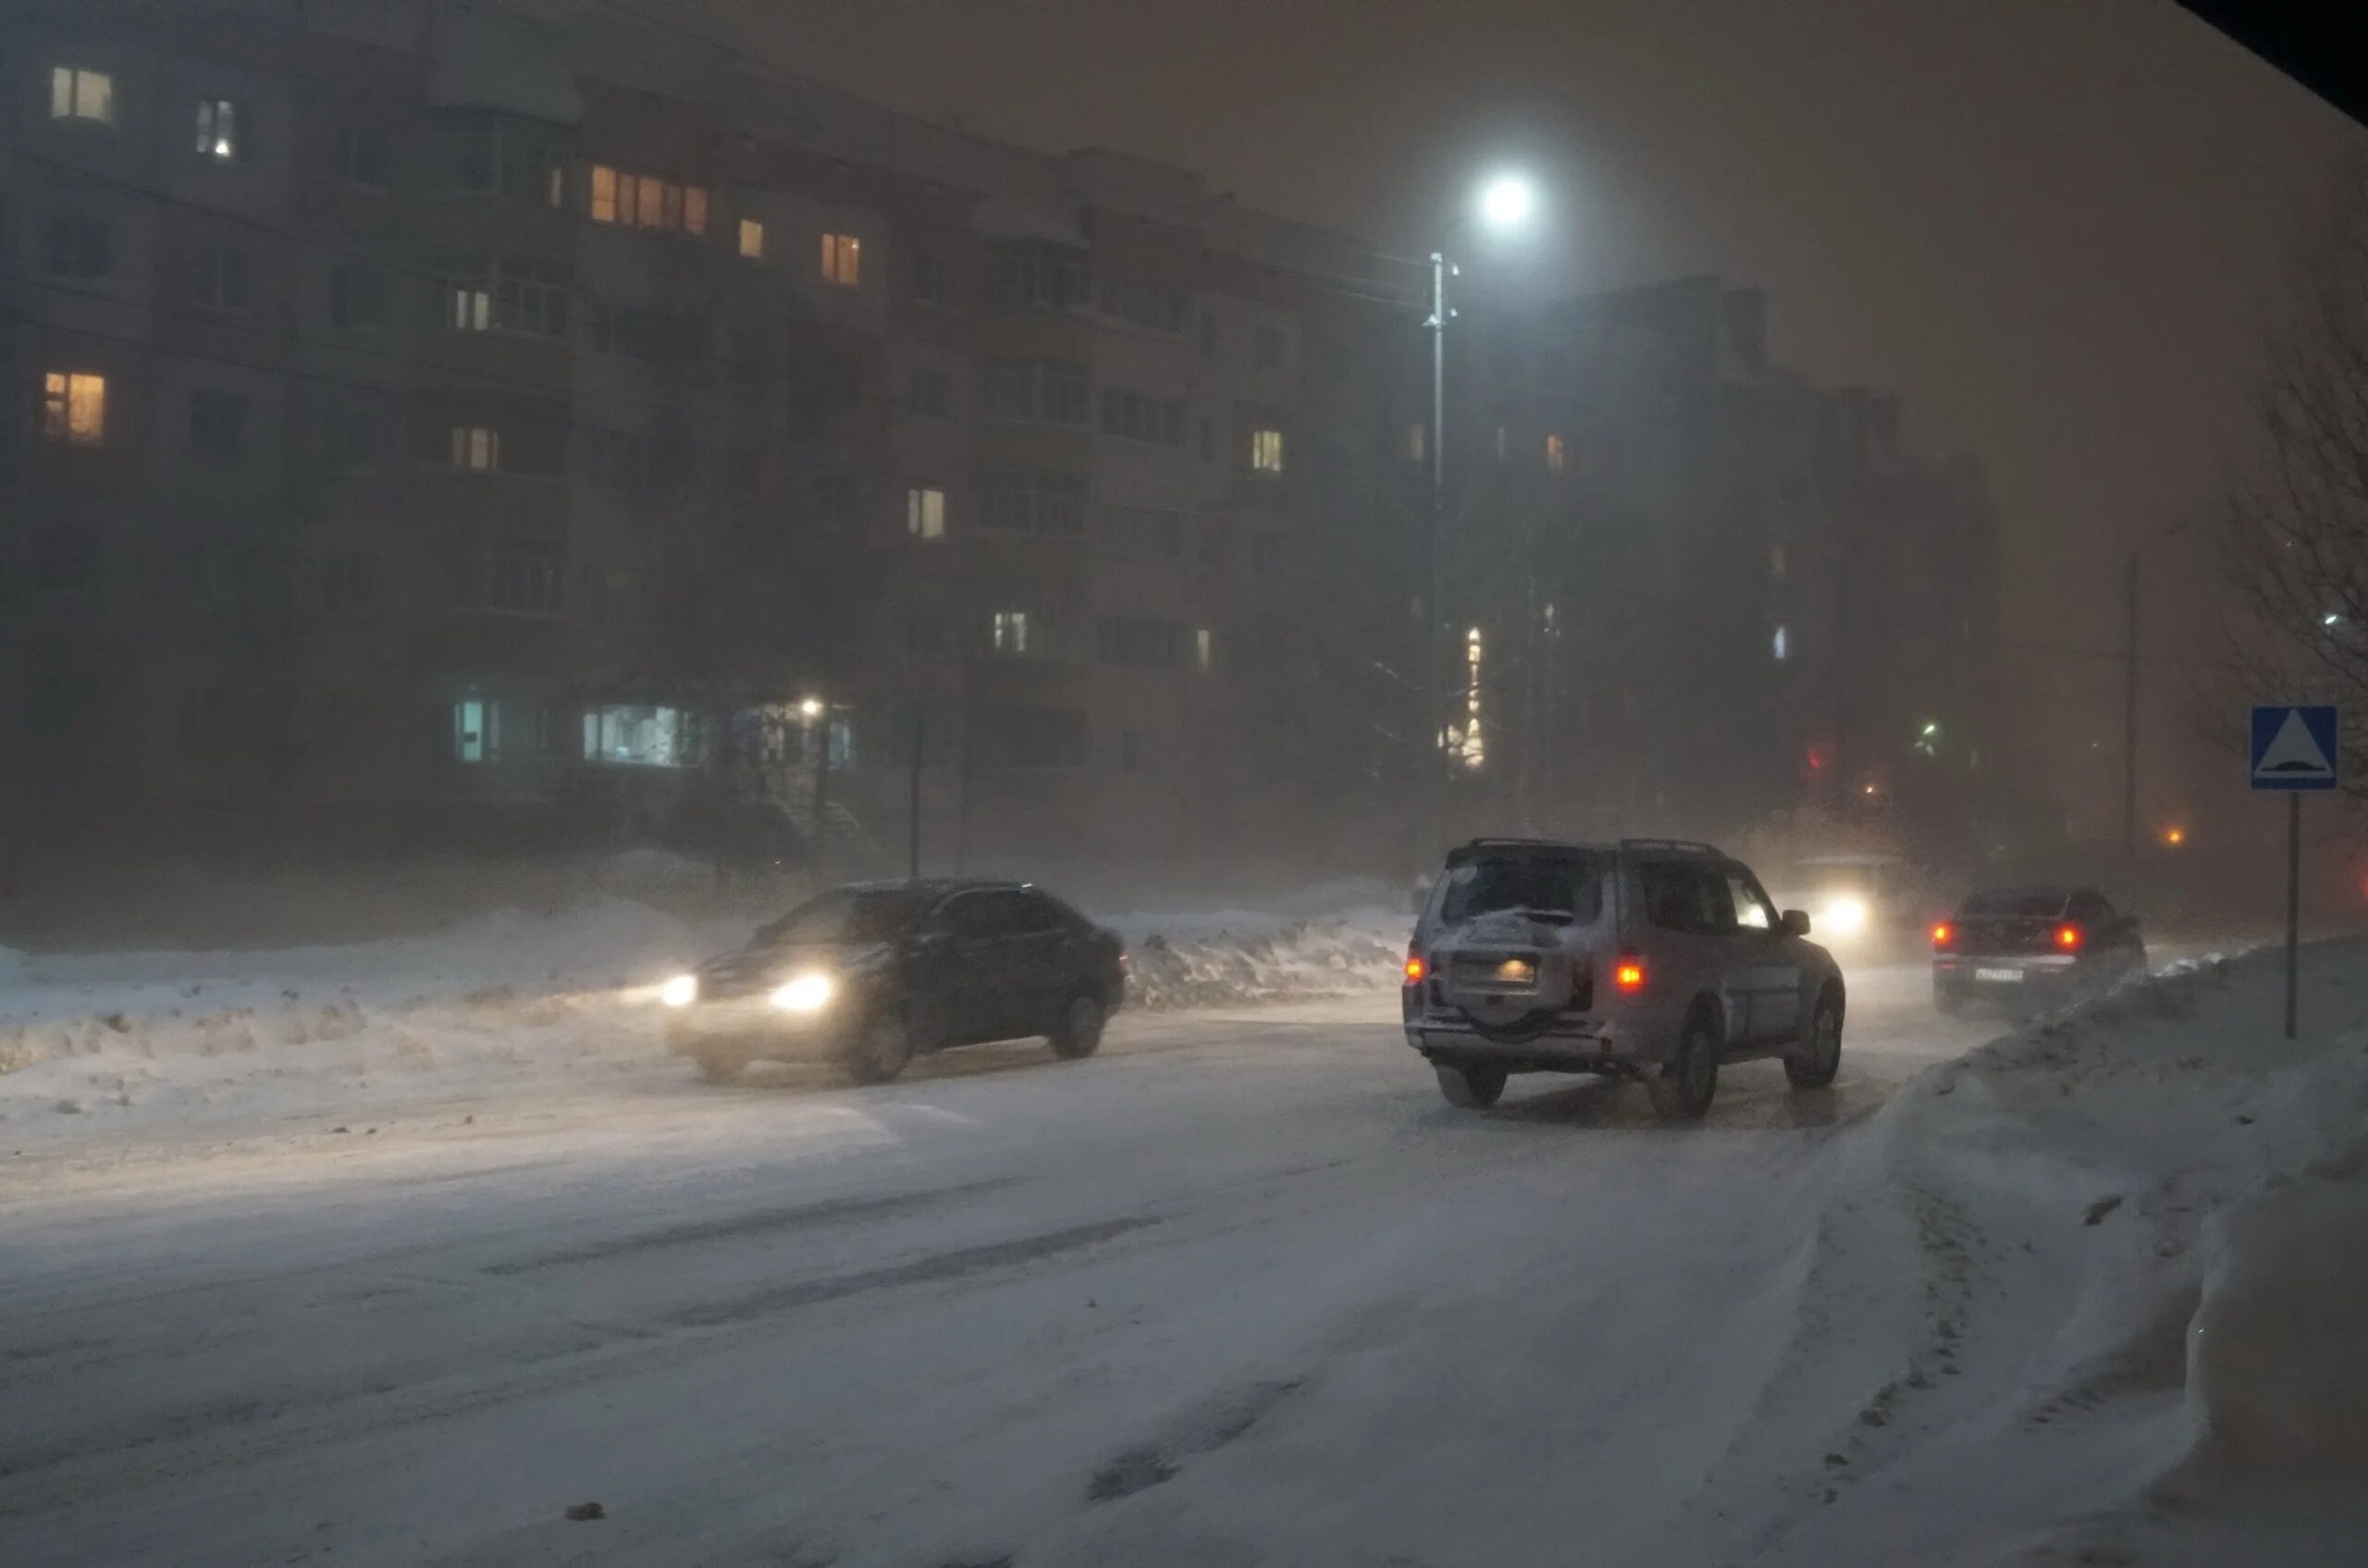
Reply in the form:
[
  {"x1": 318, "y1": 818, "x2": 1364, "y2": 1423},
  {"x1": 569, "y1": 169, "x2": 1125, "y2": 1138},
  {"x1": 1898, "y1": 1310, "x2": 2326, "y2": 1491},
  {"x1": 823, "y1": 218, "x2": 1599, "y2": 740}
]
[
  {"x1": 1618, "y1": 837, "x2": 1725, "y2": 857},
  {"x1": 1458, "y1": 836, "x2": 1597, "y2": 852}
]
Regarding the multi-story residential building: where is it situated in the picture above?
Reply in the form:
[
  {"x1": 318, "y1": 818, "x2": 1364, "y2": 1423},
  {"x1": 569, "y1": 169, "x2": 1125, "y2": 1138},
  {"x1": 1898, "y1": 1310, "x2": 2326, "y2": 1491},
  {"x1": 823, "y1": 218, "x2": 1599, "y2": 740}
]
[{"x1": 0, "y1": 0, "x2": 1996, "y2": 889}]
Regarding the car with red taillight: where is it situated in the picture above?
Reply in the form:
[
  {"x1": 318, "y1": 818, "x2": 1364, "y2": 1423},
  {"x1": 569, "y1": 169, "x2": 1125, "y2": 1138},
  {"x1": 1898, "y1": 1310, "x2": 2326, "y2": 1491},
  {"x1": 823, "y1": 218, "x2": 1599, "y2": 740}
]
[
  {"x1": 1404, "y1": 837, "x2": 1846, "y2": 1121},
  {"x1": 1931, "y1": 885, "x2": 2145, "y2": 1016}
]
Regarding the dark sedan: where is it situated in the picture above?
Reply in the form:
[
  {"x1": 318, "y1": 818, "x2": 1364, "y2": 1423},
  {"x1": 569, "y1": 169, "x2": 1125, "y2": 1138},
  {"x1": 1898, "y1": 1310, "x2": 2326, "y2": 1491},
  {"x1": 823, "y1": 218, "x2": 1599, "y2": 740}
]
[
  {"x1": 661, "y1": 880, "x2": 1128, "y2": 1084},
  {"x1": 1931, "y1": 885, "x2": 2146, "y2": 1016}
]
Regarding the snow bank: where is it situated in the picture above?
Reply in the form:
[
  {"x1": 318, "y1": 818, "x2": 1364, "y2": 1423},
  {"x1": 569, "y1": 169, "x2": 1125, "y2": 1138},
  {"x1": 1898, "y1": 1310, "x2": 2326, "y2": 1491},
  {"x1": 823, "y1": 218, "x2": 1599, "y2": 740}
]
[
  {"x1": 1123, "y1": 916, "x2": 1403, "y2": 1009},
  {"x1": 2187, "y1": 1180, "x2": 2368, "y2": 1481},
  {"x1": 0, "y1": 896, "x2": 1403, "y2": 1141},
  {"x1": 1723, "y1": 943, "x2": 2368, "y2": 1566}
]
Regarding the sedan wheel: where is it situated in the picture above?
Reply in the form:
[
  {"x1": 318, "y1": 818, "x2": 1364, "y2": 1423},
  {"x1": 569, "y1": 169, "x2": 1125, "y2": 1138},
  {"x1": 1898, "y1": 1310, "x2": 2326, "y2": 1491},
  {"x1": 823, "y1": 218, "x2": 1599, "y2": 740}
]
[
  {"x1": 1050, "y1": 993, "x2": 1106, "y2": 1059},
  {"x1": 842, "y1": 1012, "x2": 913, "y2": 1085}
]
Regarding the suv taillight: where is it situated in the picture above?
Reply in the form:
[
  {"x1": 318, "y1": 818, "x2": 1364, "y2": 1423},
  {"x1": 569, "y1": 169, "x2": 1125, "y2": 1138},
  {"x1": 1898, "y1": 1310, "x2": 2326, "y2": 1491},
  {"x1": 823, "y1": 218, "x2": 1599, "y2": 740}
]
[
  {"x1": 2055, "y1": 923, "x2": 2083, "y2": 952},
  {"x1": 1612, "y1": 952, "x2": 1646, "y2": 994},
  {"x1": 1404, "y1": 952, "x2": 1427, "y2": 984},
  {"x1": 1930, "y1": 921, "x2": 1955, "y2": 951}
]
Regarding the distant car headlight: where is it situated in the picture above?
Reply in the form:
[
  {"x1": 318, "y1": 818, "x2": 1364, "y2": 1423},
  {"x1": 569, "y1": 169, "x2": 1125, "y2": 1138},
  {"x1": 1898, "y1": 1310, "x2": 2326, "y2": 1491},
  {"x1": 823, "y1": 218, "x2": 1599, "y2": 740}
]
[
  {"x1": 771, "y1": 973, "x2": 836, "y2": 1013},
  {"x1": 1820, "y1": 895, "x2": 1870, "y2": 939},
  {"x1": 660, "y1": 973, "x2": 699, "y2": 1008}
]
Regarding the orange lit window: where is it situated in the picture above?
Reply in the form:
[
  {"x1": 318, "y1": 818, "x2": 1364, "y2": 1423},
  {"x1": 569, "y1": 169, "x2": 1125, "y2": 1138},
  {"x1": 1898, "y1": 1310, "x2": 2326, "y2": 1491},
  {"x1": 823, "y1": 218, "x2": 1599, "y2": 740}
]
[
  {"x1": 1545, "y1": 433, "x2": 1566, "y2": 473},
  {"x1": 589, "y1": 165, "x2": 618, "y2": 224},
  {"x1": 42, "y1": 371, "x2": 105, "y2": 445},
  {"x1": 588, "y1": 165, "x2": 709, "y2": 236},
  {"x1": 738, "y1": 217, "x2": 765, "y2": 260},
  {"x1": 821, "y1": 232, "x2": 861, "y2": 286}
]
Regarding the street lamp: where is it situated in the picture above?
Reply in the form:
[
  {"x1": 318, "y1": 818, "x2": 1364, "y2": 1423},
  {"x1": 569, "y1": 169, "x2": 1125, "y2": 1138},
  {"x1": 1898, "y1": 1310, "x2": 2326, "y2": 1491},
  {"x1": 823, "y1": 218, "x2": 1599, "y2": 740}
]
[{"x1": 1424, "y1": 170, "x2": 1539, "y2": 849}]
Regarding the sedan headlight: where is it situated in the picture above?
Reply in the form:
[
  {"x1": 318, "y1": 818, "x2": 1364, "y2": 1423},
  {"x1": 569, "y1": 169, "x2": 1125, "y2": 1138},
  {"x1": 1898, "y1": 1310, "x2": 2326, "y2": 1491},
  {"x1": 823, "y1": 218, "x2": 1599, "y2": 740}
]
[
  {"x1": 771, "y1": 973, "x2": 836, "y2": 1013},
  {"x1": 660, "y1": 973, "x2": 699, "y2": 1007},
  {"x1": 1820, "y1": 895, "x2": 1870, "y2": 939}
]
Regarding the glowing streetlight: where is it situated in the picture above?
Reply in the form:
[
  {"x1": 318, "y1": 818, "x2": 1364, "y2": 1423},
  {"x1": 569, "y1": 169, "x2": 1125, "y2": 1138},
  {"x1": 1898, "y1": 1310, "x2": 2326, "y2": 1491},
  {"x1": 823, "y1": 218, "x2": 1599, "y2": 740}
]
[
  {"x1": 1477, "y1": 173, "x2": 1537, "y2": 232},
  {"x1": 799, "y1": 697, "x2": 824, "y2": 720}
]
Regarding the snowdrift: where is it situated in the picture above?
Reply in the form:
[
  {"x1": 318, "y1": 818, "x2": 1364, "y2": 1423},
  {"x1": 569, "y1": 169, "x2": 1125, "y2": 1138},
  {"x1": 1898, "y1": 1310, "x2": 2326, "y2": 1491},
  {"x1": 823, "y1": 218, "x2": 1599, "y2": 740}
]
[
  {"x1": 1720, "y1": 945, "x2": 2368, "y2": 1566},
  {"x1": 0, "y1": 900, "x2": 1404, "y2": 1137}
]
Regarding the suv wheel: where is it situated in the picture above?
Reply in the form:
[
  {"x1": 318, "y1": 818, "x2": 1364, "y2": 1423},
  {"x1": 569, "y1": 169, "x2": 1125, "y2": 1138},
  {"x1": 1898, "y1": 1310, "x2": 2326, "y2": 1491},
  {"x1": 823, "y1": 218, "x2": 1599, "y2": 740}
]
[
  {"x1": 842, "y1": 1011, "x2": 913, "y2": 1085},
  {"x1": 1785, "y1": 994, "x2": 1844, "y2": 1090},
  {"x1": 1050, "y1": 992, "x2": 1106, "y2": 1059},
  {"x1": 1435, "y1": 1062, "x2": 1508, "y2": 1109},
  {"x1": 1646, "y1": 1010, "x2": 1720, "y2": 1122}
]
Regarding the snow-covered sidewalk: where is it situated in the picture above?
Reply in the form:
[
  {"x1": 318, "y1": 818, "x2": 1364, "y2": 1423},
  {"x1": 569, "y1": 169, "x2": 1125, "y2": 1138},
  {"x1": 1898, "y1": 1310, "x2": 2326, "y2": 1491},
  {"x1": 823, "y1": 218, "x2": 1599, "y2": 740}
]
[{"x1": 0, "y1": 898, "x2": 1405, "y2": 1148}]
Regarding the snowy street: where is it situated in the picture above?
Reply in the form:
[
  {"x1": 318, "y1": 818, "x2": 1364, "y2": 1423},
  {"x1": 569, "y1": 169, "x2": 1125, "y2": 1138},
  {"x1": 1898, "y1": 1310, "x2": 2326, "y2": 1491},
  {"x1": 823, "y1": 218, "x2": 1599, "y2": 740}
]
[{"x1": 5, "y1": 940, "x2": 2366, "y2": 1566}]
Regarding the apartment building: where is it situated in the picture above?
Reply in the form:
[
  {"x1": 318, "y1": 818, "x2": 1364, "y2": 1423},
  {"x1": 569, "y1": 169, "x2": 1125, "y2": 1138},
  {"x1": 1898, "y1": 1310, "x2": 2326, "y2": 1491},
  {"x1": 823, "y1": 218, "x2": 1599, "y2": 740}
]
[{"x1": 0, "y1": 0, "x2": 1995, "y2": 884}]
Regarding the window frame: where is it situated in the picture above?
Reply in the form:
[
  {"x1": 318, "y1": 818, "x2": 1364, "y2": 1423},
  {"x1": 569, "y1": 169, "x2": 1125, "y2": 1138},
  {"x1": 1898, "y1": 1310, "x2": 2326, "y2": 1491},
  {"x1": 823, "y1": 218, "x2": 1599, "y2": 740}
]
[
  {"x1": 49, "y1": 67, "x2": 116, "y2": 127},
  {"x1": 41, "y1": 370, "x2": 108, "y2": 447},
  {"x1": 820, "y1": 231, "x2": 862, "y2": 286},
  {"x1": 194, "y1": 97, "x2": 242, "y2": 164}
]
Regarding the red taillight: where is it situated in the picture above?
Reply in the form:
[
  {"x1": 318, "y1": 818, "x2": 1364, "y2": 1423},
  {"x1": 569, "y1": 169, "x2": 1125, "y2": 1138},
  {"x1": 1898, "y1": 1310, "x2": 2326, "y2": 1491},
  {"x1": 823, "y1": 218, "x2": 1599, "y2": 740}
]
[
  {"x1": 1613, "y1": 956, "x2": 1646, "y2": 994},
  {"x1": 2056, "y1": 924, "x2": 2083, "y2": 951},
  {"x1": 1404, "y1": 953, "x2": 1426, "y2": 984},
  {"x1": 1930, "y1": 921, "x2": 1955, "y2": 950}
]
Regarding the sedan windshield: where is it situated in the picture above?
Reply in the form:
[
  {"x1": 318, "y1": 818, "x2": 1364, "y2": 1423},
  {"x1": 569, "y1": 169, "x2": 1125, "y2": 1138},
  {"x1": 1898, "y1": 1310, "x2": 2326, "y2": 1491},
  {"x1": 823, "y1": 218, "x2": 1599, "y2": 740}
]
[
  {"x1": 1439, "y1": 854, "x2": 1605, "y2": 926},
  {"x1": 754, "y1": 889, "x2": 926, "y2": 947}
]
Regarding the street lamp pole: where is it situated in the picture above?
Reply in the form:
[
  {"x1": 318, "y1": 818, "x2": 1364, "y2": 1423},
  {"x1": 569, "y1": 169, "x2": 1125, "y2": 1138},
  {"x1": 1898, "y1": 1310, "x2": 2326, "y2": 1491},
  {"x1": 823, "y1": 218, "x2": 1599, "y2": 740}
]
[{"x1": 1426, "y1": 248, "x2": 1449, "y2": 854}]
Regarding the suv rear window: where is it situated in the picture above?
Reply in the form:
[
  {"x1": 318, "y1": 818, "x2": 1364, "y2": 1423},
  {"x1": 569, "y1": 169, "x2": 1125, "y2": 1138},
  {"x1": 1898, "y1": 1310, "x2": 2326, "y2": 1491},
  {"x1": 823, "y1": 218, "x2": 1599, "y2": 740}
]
[
  {"x1": 1960, "y1": 888, "x2": 2069, "y2": 919},
  {"x1": 1438, "y1": 853, "x2": 1606, "y2": 926}
]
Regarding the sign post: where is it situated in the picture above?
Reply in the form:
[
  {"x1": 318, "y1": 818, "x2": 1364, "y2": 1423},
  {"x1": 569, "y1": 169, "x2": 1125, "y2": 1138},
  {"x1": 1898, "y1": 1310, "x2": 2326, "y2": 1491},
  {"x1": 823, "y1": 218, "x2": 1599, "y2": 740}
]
[{"x1": 2250, "y1": 704, "x2": 2340, "y2": 1041}]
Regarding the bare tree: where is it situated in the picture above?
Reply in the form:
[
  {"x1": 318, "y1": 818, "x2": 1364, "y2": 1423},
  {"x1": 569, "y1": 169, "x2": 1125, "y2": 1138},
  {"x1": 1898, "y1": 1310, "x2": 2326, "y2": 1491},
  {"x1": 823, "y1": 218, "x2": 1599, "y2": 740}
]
[{"x1": 2221, "y1": 162, "x2": 2368, "y2": 797}]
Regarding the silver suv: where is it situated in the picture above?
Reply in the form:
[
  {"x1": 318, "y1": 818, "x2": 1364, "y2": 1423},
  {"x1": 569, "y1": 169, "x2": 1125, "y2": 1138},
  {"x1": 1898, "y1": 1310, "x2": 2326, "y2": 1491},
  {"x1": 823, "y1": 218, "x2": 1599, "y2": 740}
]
[{"x1": 1404, "y1": 838, "x2": 1846, "y2": 1120}]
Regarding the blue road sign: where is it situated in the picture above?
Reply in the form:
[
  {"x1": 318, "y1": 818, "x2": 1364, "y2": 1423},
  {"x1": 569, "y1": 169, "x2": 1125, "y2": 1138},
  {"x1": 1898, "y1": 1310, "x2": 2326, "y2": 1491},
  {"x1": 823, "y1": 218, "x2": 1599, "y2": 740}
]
[{"x1": 2251, "y1": 705, "x2": 2340, "y2": 791}]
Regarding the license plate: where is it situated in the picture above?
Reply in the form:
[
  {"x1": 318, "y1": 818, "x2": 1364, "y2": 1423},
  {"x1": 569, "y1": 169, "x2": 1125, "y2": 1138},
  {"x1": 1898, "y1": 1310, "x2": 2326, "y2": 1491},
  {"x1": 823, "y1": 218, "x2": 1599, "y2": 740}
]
[
  {"x1": 1974, "y1": 967, "x2": 2024, "y2": 983},
  {"x1": 1495, "y1": 958, "x2": 1536, "y2": 984}
]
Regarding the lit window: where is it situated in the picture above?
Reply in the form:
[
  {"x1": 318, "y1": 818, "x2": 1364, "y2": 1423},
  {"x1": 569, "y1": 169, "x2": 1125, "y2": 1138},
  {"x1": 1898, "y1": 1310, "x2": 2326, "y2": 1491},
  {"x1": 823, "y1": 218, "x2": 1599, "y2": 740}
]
[
  {"x1": 1250, "y1": 428, "x2": 1285, "y2": 473},
  {"x1": 821, "y1": 232, "x2": 861, "y2": 286},
  {"x1": 42, "y1": 372, "x2": 106, "y2": 445},
  {"x1": 450, "y1": 285, "x2": 492, "y2": 331},
  {"x1": 580, "y1": 705, "x2": 684, "y2": 766},
  {"x1": 450, "y1": 426, "x2": 500, "y2": 471},
  {"x1": 1545, "y1": 433, "x2": 1566, "y2": 473},
  {"x1": 1194, "y1": 627, "x2": 1214, "y2": 673},
  {"x1": 992, "y1": 610, "x2": 1031, "y2": 655},
  {"x1": 453, "y1": 699, "x2": 487, "y2": 764},
  {"x1": 50, "y1": 67, "x2": 115, "y2": 126},
  {"x1": 1407, "y1": 423, "x2": 1427, "y2": 462},
  {"x1": 1772, "y1": 624, "x2": 1792, "y2": 662},
  {"x1": 586, "y1": 165, "x2": 709, "y2": 235},
  {"x1": 194, "y1": 99, "x2": 240, "y2": 162},
  {"x1": 738, "y1": 217, "x2": 764, "y2": 260},
  {"x1": 906, "y1": 487, "x2": 946, "y2": 540}
]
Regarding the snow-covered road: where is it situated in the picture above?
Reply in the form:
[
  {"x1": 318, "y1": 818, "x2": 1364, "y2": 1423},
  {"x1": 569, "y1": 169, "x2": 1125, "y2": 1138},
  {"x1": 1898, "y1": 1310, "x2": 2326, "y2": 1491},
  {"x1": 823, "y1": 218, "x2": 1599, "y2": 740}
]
[
  {"x1": 4, "y1": 945, "x2": 2363, "y2": 1567},
  {"x1": 0, "y1": 967, "x2": 1979, "y2": 1566}
]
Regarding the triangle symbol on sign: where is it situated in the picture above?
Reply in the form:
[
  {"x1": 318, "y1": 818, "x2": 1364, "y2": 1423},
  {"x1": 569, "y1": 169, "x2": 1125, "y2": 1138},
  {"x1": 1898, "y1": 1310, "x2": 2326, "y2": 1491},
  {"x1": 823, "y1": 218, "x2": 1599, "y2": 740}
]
[{"x1": 2257, "y1": 710, "x2": 2336, "y2": 777}]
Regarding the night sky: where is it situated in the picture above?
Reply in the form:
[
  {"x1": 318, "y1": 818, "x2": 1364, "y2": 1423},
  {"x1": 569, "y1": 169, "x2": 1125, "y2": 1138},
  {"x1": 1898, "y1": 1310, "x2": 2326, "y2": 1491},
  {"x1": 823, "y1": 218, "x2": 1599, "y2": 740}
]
[{"x1": 693, "y1": 0, "x2": 2359, "y2": 834}]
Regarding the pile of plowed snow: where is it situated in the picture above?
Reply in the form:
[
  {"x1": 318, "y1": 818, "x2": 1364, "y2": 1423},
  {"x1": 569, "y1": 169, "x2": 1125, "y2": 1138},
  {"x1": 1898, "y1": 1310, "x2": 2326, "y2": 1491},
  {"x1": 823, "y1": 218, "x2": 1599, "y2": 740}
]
[
  {"x1": 1120, "y1": 916, "x2": 1403, "y2": 1010},
  {"x1": 0, "y1": 899, "x2": 1405, "y2": 1139},
  {"x1": 1712, "y1": 944, "x2": 2368, "y2": 1567}
]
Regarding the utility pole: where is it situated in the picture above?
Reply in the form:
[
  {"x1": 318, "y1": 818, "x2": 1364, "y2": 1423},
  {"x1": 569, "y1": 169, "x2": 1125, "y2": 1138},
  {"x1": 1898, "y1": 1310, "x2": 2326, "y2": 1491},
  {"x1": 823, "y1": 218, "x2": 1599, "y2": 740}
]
[
  {"x1": 2122, "y1": 552, "x2": 2140, "y2": 857},
  {"x1": 1425, "y1": 250, "x2": 1449, "y2": 853},
  {"x1": 809, "y1": 700, "x2": 831, "y2": 878},
  {"x1": 906, "y1": 705, "x2": 924, "y2": 881}
]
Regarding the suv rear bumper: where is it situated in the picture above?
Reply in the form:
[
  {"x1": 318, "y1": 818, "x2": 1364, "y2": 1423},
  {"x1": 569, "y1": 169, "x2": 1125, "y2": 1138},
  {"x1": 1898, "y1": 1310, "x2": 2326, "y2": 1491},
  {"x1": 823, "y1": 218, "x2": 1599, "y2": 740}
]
[{"x1": 1406, "y1": 1013, "x2": 1663, "y2": 1074}]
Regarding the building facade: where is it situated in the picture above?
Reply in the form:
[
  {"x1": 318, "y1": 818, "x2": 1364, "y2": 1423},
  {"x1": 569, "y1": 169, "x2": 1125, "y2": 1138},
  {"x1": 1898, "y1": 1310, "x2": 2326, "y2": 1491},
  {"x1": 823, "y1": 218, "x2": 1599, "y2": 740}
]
[{"x1": 0, "y1": 0, "x2": 1997, "y2": 886}]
